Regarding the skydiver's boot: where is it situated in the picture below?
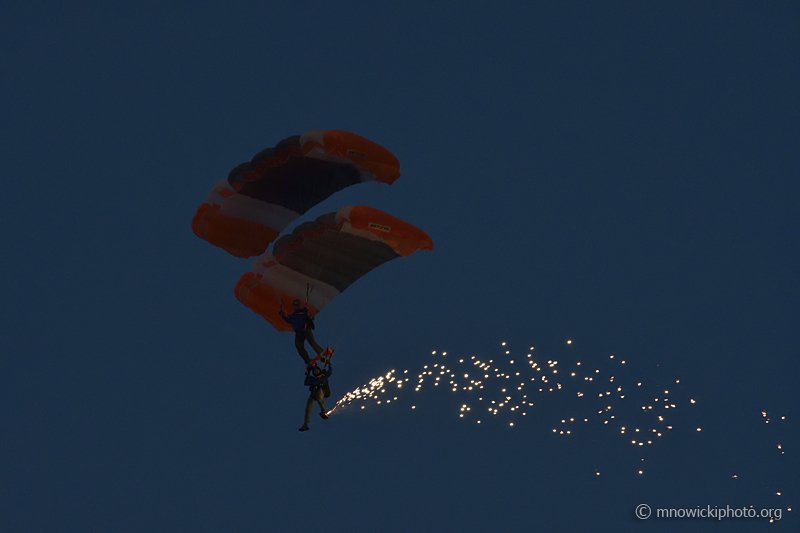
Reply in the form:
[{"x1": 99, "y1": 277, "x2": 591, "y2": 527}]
[
  {"x1": 299, "y1": 424, "x2": 309, "y2": 431},
  {"x1": 319, "y1": 411, "x2": 328, "y2": 420}
]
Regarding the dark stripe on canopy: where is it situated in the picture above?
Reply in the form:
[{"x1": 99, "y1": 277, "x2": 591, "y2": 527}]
[
  {"x1": 227, "y1": 136, "x2": 362, "y2": 215},
  {"x1": 272, "y1": 215, "x2": 400, "y2": 293}
]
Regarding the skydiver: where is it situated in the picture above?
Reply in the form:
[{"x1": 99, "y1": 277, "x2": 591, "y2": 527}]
[
  {"x1": 279, "y1": 299, "x2": 324, "y2": 366},
  {"x1": 298, "y1": 360, "x2": 332, "y2": 432}
]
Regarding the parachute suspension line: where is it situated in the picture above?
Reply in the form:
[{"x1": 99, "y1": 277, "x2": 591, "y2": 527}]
[{"x1": 306, "y1": 282, "x2": 314, "y2": 304}]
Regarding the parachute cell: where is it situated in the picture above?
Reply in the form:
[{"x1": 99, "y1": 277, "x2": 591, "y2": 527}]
[
  {"x1": 235, "y1": 205, "x2": 433, "y2": 331},
  {"x1": 192, "y1": 130, "x2": 400, "y2": 258}
]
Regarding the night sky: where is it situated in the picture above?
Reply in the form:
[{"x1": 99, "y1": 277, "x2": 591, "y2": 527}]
[{"x1": 2, "y1": 2, "x2": 798, "y2": 531}]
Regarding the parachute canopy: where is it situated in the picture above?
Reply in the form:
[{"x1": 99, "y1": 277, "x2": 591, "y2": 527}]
[
  {"x1": 235, "y1": 205, "x2": 433, "y2": 332},
  {"x1": 192, "y1": 130, "x2": 400, "y2": 258}
]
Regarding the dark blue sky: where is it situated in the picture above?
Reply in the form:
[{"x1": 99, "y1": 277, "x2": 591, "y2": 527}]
[{"x1": 2, "y1": 2, "x2": 798, "y2": 531}]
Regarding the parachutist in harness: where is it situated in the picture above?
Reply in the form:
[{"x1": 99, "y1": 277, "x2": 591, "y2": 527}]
[
  {"x1": 298, "y1": 359, "x2": 332, "y2": 432},
  {"x1": 279, "y1": 299, "x2": 324, "y2": 366}
]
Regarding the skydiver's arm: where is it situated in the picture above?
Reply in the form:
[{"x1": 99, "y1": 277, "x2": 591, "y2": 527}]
[{"x1": 303, "y1": 309, "x2": 315, "y2": 329}]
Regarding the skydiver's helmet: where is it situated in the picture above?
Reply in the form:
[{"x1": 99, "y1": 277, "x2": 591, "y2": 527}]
[{"x1": 292, "y1": 299, "x2": 302, "y2": 311}]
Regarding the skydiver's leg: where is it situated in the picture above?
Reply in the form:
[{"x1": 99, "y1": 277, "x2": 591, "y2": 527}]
[
  {"x1": 305, "y1": 329, "x2": 324, "y2": 356},
  {"x1": 304, "y1": 392, "x2": 315, "y2": 426},
  {"x1": 312, "y1": 387, "x2": 328, "y2": 420},
  {"x1": 295, "y1": 334, "x2": 311, "y2": 364},
  {"x1": 313, "y1": 387, "x2": 327, "y2": 414}
]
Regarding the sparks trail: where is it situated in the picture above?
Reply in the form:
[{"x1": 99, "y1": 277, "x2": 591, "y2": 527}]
[
  {"x1": 329, "y1": 341, "x2": 793, "y2": 507},
  {"x1": 328, "y1": 341, "x2": 697, "y2": 451},
  {"x1": 755, "y1": 408, "x2": 793, "y2": 511}
]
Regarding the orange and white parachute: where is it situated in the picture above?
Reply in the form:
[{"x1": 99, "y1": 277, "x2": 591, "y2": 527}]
[
  {"x1": 235, "y1": 205, "x2": 433, "y2": 332},
  {"x1": 192, "y1": 130, "x2": 400, "y2": 258},
  {"x1": 192, "y1": 131, "x2": 431, "y2": 329}
]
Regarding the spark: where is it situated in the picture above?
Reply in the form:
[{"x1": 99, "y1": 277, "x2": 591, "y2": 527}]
[{"x1": 327, "y1": 341, "x2": 700, "y2": 477}]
